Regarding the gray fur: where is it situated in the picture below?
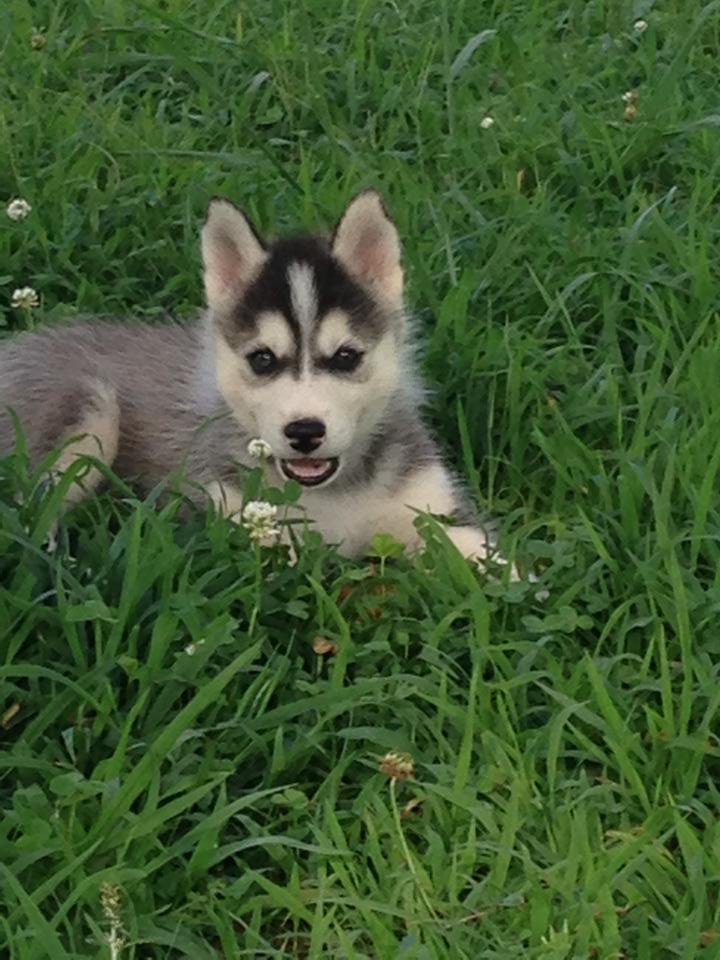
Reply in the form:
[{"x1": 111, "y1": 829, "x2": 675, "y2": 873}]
[{"x1": 0, "y1": 319, "x2": 249, "y2": 495}]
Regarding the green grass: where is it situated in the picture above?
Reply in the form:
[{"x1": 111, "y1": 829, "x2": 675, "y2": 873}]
[{"x1": 2, "y1": 0, "x2": 720, "y2": 956}]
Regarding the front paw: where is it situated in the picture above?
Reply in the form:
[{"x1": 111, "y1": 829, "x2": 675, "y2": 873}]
[{"x1": 444, "y1": 525, "x2": 520, "y2": 581}]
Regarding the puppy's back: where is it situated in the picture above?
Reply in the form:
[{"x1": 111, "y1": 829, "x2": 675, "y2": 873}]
[{"x1": 0, "y1": 320, "x2": 204, "y2": 466}]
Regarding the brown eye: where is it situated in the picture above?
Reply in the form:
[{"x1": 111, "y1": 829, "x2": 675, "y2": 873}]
[
  {"x1": 247, "y1": 349, "x2": 277, "y2": 374},
  {"x1": 329, "y1": 346, "x2": 363, "y2": 373}
]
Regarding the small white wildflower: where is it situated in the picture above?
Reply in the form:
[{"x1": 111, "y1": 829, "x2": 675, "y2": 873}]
[
  {"x1": 6, "y1": 198, "x2": 32, "y2": 221},
  {"x1": 247, "y1": 437, "x2": 273, "y2": 460},
  {"x1": 527, "y1": 570, "x2": 550, "y2": 601},
  {"x1": 379, "y1": 750, "x2": 415, "y2": 781},
  {"x1": 242, "y1": 499, "x2": 281, "y2": 544},
  {"x1": 242, "y1": 500, "x2": 277, "y2": 524},
  {"x1": 184, "y1": 639, "x2": 206, "y2": 656},
  {"x1": 633, "y1": 18, "x2": 648, "y2": 33},
  {"x1": 11, "y1": 286, "x2": 39, "y2": 309},
  {"x1": 480, "y1": 116, "x2": 495, "y2": 130},
  {"x1": 30, "y1": 28, "x2": 47, "y2": 50}
]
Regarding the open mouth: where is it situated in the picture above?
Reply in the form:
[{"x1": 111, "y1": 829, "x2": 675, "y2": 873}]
[{"x1": 279, "y1": 457, "x2": 339, "y2": 487}]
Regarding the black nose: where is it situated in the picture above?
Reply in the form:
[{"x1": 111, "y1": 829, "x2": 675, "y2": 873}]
[{"x1": 284, "y1": 418, "x2": 326, "y2": 453}]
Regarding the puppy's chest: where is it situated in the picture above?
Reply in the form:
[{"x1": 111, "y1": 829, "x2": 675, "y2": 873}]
[{"x1": 297, "y1": 484, "x2": 400, "y2": 556}]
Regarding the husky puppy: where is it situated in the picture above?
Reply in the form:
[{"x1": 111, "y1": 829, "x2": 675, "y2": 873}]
[{"x1": 0, "y1": 190, "x2": 498, "y2": 563}]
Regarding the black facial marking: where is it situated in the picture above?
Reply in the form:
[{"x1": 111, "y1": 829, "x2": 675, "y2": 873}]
[
  {"x1": 227, "y1": 235, "x2": 386, "y2": 346},
  {"x1": 318, "y1": 346, "x2": 365, "y2": 374}
]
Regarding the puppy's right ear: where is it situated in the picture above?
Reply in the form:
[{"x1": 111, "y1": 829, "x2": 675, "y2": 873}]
[{"x1": 201, "y1": 198, "x2": 266, "y2": 311}]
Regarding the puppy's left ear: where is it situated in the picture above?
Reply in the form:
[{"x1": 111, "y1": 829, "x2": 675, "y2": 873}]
[{"x1": 332, "y1": 189, "x2": 403, "y2": 305}]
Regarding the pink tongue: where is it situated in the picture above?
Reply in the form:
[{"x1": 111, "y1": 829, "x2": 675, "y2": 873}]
[{"x1": 288, "y1": 458, "x2": 329, "y2": 479}]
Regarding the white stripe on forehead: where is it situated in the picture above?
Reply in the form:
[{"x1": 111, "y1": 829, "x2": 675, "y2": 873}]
[{"x1": 287, "y1": 261, "x2": 318, "y2": 333}]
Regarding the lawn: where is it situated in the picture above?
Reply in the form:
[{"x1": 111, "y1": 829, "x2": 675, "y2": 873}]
[{"x1": 2, "y1": 0, "x2": 720, "y2": 957}]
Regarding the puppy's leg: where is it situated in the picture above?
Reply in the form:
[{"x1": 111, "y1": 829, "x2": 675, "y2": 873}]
[
  {"x1": 443, "y1": 524, "x2": 519, "y2": 580},
  {"x1": 442, "y1": 524, "x2": 493, "y2": 563},
  {"x1": 40, "y1": 381, "x2": 119, "y2": 551},
  {"x1": 49, "y1": 380, "x2": 120, "y2": 508},
  {"x1": 371, "y1": 463, "x2": 516, "y2": 577},
  {"x1": 205, "y1": 480, "x2": 244, "y2": 518}
]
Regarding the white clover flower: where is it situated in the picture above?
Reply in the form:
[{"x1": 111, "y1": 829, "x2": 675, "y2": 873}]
[
  {"x1": 379, "y1": 750, "x2": 415, "y2": 781},
  {"x1": 527, "y1": 571, "x2": 550, "y2": 602},
  {"x1": 30, "y1": 28, "x2": 47, "y2": 50},
  {"x1": 6, "y1": 198, "x2": 32, "y2": 221},
  {"x1": 633, "y1": 18, "x2": 648, "y2": 33},
  {"x1": 242, "y1": 499, "x2": 281, "y2": 544},
  {"x1": 247, "y1": 437, "x2": 273, "y2": 459},
  {"x1": 242, "y1": 500, "x2": 277, "y2": 524},
  {"x1": 11, "y1": 286, "x2": 39, "y2": 309},
  {"x1": 184, "y1": 639, "x2": 206, "y2": 656},
  {"x1": 480, "y1": 116, "x2": 495, "y2": 130}
]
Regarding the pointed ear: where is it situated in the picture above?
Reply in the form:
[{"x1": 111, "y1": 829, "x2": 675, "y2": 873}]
[
  {"x1": 201, "y1": 198, "x2": 267, "y2": 311},
  {"x1": 331, "y1": 189, "x2": 403, "y2": 304}
]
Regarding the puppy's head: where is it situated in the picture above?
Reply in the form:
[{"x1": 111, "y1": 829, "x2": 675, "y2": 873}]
[{"x1": 201, "y1": 190, "x2": 407, "y2": 488}]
